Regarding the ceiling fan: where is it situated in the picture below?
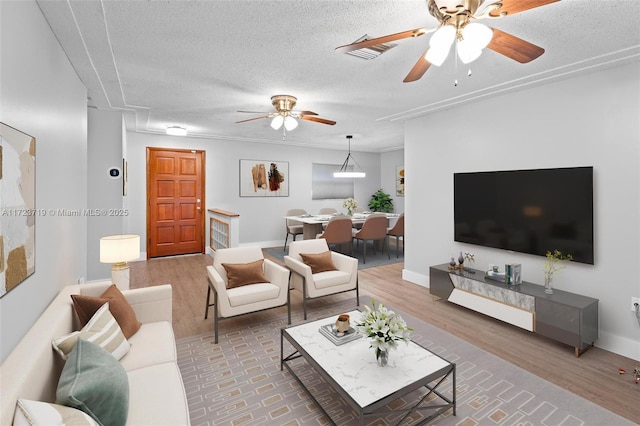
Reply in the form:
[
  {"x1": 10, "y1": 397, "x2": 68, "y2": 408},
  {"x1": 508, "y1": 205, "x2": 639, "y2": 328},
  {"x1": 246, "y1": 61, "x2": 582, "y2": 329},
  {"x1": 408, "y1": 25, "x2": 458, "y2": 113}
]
[
  {"x1": 236, "y1": 95, "x2": 336, "y2": 135},
  {"x1": 336, "y1": 0, "x2": 559, "y2": 83}
]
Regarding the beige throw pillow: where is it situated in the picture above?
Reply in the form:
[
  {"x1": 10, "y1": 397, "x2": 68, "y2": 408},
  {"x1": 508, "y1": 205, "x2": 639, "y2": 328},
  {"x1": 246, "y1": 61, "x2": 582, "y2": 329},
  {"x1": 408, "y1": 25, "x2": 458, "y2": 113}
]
[
  {"x1": 299, "y1": 251, "x2": 338, "y2": 274},
  {"x1": 71, "y1": 284, "x2": 142, "y2": 338},
  {"x1": 222, "y1": 259, "x2": 269, "y2": 289}
]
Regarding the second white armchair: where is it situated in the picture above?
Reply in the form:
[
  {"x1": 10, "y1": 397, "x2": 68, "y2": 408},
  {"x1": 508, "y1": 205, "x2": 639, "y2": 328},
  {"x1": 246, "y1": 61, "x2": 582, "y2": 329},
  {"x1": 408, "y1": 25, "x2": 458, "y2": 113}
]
[{"x1": 284, "y1": 239, "x2": 359, "y2": 320}]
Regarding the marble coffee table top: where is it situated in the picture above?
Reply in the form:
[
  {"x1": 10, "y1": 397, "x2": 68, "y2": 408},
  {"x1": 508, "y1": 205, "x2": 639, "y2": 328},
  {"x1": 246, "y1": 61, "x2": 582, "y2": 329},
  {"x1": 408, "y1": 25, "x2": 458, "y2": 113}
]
[{"x1": 283, "y1": 310, "x2": 452, "y2": 408}]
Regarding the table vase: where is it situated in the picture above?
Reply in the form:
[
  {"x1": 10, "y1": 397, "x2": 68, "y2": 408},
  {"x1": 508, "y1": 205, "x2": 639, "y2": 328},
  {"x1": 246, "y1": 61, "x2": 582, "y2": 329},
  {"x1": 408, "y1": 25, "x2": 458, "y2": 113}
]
[
  {"x1": 544, "y1": 276, "x2": 553, "y2": 294},
  {"x1": 376, "y1": 349, "x2": 389, "y2": 367}
]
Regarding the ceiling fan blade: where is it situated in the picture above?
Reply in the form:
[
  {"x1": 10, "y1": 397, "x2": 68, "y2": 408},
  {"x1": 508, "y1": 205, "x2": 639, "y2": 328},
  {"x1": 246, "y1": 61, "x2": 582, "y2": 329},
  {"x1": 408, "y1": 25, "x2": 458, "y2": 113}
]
[
  {"x1": 336, "y1": 28, "x2": 431, "y2": 54},
  {"x1": 486, "y1": 28, "x2": 545, "y2": 63},
  {"x1": 300, "y1": 116, "x2": 336, "y2": 125},
  {"x1": 298, "y1": 110, "x2": 318, "y2": 116},
  {"x1": 403, "y1": 51, "x2": 432, "y2": 83},
  {"x1": 488, "y1": 0, "x2": 560, "y2": 17},
  {"x1": 237, "y1": 110, "x2": 271, "y2": 114},
  {"x1": 235, "y1": 115, "x2": 270, "y2": 124}
]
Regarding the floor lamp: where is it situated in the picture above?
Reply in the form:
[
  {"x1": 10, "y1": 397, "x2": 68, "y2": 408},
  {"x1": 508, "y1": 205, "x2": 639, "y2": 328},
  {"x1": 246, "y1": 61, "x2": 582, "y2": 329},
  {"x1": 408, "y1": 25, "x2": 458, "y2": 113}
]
[{"x1": 100, "y1": 234, "x2": 140, "y2": 291}]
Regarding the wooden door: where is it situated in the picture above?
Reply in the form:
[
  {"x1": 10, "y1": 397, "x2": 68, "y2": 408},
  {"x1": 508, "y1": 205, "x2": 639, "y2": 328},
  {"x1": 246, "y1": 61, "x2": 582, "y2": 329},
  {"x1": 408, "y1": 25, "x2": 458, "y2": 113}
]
[{"x1": 147, "y1": 148, "x2": 205, "y2": 258}]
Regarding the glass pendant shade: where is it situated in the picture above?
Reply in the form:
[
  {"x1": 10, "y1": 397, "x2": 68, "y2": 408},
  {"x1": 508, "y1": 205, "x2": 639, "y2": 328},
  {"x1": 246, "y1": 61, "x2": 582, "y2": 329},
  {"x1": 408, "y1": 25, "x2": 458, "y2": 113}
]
[
  {"x1": 283, "y1": 116, "x2": 298, "y2": 131},
  {"x1": 425, "y1": 25, "x2": 455, "y2": 66},
  {"x1": 462, "y1": 23, "x2": 493, "y2": 50},
  {"x1": 270, "y1": 114, "x2": 284, "y2": 130}
]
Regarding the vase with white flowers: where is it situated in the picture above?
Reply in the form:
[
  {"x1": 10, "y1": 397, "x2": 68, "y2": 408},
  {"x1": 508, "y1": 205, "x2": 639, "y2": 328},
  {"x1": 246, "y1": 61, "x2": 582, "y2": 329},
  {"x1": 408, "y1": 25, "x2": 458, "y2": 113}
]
[
  {"x1": 543, "y1": 249, "x2": 573, "y2": 294},
  {"x1": 355, "y1": 300, "x2": 412, "y2": 366},
  {"x1": 343, "y1": 197, "x2": 358, "y2": 216}
]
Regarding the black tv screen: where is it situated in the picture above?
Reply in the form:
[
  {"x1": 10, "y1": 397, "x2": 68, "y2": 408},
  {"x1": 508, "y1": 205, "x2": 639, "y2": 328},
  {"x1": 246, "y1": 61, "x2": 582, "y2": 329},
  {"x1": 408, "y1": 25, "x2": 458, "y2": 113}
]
[{"x1": 454, "y1": 166, "x2": 594, "y2": 265}]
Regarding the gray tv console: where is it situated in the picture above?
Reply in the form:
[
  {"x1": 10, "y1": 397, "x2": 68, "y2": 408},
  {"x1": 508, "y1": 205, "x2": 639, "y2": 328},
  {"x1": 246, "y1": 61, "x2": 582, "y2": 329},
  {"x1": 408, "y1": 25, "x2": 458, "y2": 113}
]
[{"x1": 429, "y1": 264, "x2": 598, "y2": 357}]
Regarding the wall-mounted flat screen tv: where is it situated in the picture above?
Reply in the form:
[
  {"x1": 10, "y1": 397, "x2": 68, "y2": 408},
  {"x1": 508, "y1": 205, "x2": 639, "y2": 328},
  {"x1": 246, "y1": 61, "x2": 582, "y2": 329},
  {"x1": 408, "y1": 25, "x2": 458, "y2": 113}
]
[{"x1": 454, "y1": 166, "x2": 594, "y2": 265}]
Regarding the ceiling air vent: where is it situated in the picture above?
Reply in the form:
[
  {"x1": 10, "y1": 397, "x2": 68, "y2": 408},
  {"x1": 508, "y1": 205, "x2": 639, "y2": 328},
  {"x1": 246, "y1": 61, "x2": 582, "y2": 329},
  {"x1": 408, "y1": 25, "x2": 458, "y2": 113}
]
[{"x1": 345, "y1": 34, "x2": 397, "y2": 60}]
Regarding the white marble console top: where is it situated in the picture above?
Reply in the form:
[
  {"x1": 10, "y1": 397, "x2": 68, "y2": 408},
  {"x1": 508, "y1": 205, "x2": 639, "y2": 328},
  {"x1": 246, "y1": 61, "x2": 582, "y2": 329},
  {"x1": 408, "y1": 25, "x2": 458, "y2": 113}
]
[
  {"x1": 283, "y1": 310, "x2": 451, "y2": 408},
  {"x1": 450, "y1": 274, "x2": 535, "y2": 311}
]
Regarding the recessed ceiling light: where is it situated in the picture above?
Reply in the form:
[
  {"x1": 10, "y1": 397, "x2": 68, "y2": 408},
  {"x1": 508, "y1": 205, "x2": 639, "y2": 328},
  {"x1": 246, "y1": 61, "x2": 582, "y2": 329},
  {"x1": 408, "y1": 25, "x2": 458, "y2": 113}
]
[{"x1": 166, "y1": 126, "x2": 187, "y2": 136}]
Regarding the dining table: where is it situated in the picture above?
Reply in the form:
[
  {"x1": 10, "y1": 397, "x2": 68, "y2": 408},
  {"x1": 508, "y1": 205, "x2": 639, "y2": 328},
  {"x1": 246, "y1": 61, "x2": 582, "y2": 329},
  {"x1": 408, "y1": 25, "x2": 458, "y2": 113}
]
[{"x1": 285, "y1": 213, "x2": 400, "y2": 240}]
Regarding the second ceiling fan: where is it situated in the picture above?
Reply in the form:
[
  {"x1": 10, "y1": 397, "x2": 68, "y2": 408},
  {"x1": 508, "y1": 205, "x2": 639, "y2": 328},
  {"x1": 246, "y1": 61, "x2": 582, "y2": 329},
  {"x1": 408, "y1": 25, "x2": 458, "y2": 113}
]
[
  {"x1": 336, "y1": 0, "x2": 559, "y2": 83},
  {"x1": 236, "y1": 95, "x2": 336, "y2": 134}
]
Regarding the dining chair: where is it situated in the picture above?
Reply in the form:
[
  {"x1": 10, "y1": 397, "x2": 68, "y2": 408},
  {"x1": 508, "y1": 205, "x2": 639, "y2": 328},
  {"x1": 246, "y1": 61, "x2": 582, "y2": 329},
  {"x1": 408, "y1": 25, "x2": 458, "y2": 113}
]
[
  {"x1": 315, "y1": 216, "x2": 353, "y2": 254},
  {"x1": 352, "y1": 213, "x2": 390, "y2": 264},
  {"x1": 318, "y1": 207, "x2": 338, "y2": 215},
  {"x1": 284, "y1": 208, "x2": 307, "y2": 250},
  {"x1": 387, "y1": 213, "x2": 404, "y2": 258}
]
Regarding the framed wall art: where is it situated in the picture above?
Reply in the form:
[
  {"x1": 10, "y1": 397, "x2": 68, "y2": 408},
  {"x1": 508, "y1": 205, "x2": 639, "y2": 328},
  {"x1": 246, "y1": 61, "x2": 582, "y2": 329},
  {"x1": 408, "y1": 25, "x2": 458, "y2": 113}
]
[
  {"x1": 0, "y1": 123, "x2": 36, "y2": 298},
  {"x1": 239, "y1": 159, "x2": 289, "y2": 197},
  {"x1": 396, "y1": 165, "x2": 405, "y2": 197}
]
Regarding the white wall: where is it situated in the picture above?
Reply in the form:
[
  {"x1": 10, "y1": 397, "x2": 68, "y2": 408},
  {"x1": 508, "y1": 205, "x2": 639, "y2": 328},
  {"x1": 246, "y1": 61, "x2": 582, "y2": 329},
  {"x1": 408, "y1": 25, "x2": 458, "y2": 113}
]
[
  {"x1": 125, "y1": 133, "x2": 383, "y2": 253},
  {"x1": 0, "y1": 1, "x2": 88, "y2": 362},
  {"x1": 87, "y1": 108, "x2": 125, "y2": 280},
  {"x1": 404, "y1": 62, "x2": 640, "y2": 360},
  {"x1": 381, "y1": 149, "x2": 405, "y2": 213}
]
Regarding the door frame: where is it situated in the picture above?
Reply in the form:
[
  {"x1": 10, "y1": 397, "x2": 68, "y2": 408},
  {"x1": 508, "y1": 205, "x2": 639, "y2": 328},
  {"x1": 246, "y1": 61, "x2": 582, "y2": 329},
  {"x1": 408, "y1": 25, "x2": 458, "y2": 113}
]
[{"x1": 146, "y1": 147, "x2": 206, "y2": 258}]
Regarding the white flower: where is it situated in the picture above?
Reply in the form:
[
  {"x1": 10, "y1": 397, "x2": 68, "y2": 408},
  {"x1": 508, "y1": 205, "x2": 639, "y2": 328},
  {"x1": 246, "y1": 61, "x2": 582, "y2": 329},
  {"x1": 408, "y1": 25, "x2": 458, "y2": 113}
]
[
  {"x1": 343, "y1": 198, "x2": 358, "y2": 210},
  {"x1": 356, "y1": 300, "x2": 412, "y2": 358}
]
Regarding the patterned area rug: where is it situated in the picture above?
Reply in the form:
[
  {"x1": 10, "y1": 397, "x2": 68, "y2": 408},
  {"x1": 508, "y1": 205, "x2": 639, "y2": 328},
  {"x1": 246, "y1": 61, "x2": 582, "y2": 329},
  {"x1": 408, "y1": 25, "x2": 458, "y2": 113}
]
[{"x1": 177, "y1": 297, "x2": 633, "y2": 426}]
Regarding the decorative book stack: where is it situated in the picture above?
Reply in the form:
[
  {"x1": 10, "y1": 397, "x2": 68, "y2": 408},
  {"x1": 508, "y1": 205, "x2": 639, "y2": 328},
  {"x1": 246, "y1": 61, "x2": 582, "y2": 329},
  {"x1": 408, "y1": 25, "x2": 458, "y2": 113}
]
[{"x1": 319, "y1": 323, "x2": 362, "y2": 346}]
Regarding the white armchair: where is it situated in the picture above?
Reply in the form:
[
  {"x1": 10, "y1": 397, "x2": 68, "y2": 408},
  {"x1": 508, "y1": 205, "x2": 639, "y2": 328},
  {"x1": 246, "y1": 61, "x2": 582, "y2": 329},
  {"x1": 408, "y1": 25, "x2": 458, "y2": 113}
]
[
  {"x1": 284, "y1": 239, "x2": 359, "y2": 320},
  {"x1": 205, "y1": 246, "x2": 290, "y2": 343}
]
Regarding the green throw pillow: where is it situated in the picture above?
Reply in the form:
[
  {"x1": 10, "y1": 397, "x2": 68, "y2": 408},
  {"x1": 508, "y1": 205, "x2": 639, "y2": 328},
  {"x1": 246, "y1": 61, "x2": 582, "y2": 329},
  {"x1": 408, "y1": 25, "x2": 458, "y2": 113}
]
[{"x1": 56, "y1": 338, "x2": 129, "y2": 426}]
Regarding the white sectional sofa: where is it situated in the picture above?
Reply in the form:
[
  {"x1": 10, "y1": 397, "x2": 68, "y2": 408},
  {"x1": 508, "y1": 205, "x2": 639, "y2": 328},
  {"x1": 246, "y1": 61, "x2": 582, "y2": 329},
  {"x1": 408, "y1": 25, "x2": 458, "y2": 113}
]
[{"x1": 1, "y1": 282, "x2": 190, "y2": 425}]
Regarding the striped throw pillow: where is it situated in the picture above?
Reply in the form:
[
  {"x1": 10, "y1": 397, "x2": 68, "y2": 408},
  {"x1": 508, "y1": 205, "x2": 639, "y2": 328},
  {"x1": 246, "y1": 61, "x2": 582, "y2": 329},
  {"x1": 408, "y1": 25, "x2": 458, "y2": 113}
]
[{"x1": 52, "y1": 302, "x2": 130, "y2": 360}]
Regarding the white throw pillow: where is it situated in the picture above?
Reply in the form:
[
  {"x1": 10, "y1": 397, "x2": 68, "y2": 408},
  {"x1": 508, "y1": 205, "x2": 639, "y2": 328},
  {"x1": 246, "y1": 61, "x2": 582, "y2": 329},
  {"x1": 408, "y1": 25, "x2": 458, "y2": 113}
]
[
  {"x1": 52, "y1": 302, "x2": 130, "y2": 360},
  {"x1": 14, "y1": 399, "x2": 99, "y2": 426}
]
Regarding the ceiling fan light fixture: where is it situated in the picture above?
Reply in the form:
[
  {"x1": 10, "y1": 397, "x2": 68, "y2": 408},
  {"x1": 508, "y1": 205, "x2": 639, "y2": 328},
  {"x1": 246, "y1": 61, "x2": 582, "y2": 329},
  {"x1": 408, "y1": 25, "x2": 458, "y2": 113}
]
[
  {"x1": 334, "y1": 135, "x2": 366, "y2": 179},
  {"x1": 283, "y1": 115, "x2": 298, "y2": 131},
  {"x1": 166, "y1": 126, "x2": 187, "y2": 136},
  {"x1": 270, "y1": 114, "x2": 284, "y2": 130},
  {"x1": 462, "y1": 23, "x2": 493, "y2": 51},
  {"x1": 426, "y1": 25, "x2": 455, "y2": 66},
  {"x1": 457, "y1": 41, "x2": 482, "y2": 64}
]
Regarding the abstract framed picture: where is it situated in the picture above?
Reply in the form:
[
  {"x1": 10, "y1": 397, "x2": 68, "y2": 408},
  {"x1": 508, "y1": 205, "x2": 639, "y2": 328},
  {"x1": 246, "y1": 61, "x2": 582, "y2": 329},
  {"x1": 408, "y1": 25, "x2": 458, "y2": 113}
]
[
  {"x1": 0, "y1": 123, "x2": 36, "y2": 298},
  {"x1": 396, "y1": 165, "x2": 405, "y2": 197},
  {"x1": 239, "y1": 159, "x2": 289, "y2": 197}
]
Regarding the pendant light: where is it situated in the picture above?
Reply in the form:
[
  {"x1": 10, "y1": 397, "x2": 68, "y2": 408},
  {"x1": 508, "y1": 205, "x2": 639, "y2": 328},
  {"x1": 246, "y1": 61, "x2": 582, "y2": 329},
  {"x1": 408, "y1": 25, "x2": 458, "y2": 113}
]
[{"x1": 334, "y1": 135, "x2": 366, "y2": 178}]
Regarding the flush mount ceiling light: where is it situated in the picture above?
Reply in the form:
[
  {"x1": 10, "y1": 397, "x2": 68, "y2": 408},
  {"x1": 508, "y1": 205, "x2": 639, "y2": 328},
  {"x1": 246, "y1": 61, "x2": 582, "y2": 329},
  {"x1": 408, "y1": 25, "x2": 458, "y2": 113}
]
[
  {"x1": 334, "y1": 135, "x2": 366, "y2": 178},
  {"x1": 166, "y1": 126, "x2": 187, "y2": 136}
]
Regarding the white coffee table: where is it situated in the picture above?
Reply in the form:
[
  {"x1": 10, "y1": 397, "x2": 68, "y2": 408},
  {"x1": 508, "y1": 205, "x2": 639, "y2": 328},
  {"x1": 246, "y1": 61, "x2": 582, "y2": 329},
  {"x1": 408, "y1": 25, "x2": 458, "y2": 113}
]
[{"x1": 280, "y1": 310, "x2": 456, "y2": 425}]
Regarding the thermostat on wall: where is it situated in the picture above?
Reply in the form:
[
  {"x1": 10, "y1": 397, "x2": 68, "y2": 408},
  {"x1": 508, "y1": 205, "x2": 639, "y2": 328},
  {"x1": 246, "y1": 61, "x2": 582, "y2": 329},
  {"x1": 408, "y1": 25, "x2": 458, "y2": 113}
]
[{"x1": 108, "y1": 167, "x2": 121, "y2": 179}]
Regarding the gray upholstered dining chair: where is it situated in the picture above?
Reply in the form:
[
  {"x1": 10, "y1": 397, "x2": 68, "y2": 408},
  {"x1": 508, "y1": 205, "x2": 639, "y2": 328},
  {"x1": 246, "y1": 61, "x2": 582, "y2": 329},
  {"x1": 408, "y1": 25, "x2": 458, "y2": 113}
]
[
  {"x1": 315, "y1": 215, "x2": 353, "y2": 254},
  {"x1": 352, "y1": 213, "x2": 390, "y2": 264},
  {"x1": 284, "y1": 208, "x2": 307, "y2": 250},
  {"x1": 387, "y1": 213, "x2": 404, "y2": 258}
]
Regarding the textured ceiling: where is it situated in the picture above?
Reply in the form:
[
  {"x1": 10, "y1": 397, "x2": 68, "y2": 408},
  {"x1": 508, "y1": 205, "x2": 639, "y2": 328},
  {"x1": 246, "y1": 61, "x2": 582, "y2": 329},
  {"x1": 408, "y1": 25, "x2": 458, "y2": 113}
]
[{"x1": 36, "y1": 0, "x2": 640, "y2": 152}]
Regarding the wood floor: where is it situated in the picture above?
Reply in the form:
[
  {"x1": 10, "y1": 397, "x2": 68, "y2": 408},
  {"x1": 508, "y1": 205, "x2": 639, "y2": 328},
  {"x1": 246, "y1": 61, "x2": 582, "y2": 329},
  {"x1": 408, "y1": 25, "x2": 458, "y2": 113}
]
[{"x1": 130, "y1": 253, "x2": 640, "y2": 424}]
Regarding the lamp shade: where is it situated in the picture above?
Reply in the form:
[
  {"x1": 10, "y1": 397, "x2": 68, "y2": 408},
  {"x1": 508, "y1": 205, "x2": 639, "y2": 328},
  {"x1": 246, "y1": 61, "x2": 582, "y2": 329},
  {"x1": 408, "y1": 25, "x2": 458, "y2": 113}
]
[
  {"x1": 100, "y1": 234, "x2": 140, "y2": 263},
  {"x1": 270, "y1": 115, "x2": 284, "y2": 130},
  {"x1": 283, "y1": 116, "x2": 298, "y2": 131},
  {"x1": 425, "y1": 25, "x2": 455, "y2": 66}
]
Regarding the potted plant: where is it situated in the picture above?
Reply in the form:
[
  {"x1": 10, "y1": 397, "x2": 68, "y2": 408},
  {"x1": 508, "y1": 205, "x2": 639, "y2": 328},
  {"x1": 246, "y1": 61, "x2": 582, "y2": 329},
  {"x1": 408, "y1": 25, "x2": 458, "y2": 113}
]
[{"x1": 368, "y1": 189, "x2": 393, "y2": 213}]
